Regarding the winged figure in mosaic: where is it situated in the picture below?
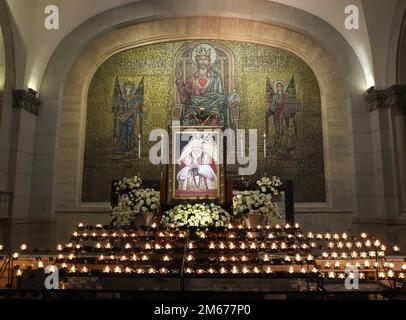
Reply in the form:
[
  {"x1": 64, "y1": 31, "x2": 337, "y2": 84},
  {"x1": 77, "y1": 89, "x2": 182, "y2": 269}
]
[
  {"x1": 265, "y1": 76, "x2": 303, "y2": 159},
  {"x1": 111, "y1": 77, "x2": 144, "y2": 153}
]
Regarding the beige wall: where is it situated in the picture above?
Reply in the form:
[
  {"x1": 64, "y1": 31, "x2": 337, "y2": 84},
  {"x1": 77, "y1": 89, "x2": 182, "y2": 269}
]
[{"x1": 56, "y1": 17, "x2": 353, "y2": 220}]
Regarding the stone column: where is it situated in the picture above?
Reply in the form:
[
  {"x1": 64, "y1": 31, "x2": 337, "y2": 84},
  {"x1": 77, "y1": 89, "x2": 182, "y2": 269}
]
[
  {"x1": 365, "y1": 85, "x2": 406, "y2": 221},
  {"x1": 387, "y1": 86, "x2": 406, "y2": 218},
  {"x1": 8, "y1": 89, "x2": 40, "y2": 221}
]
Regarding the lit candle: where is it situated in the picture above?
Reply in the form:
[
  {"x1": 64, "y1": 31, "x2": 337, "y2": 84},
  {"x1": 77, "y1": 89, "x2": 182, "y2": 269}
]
[
  {"x1": 16, "y1": 269, "x2": 23, "y2": 277},
  {"x1": 240, "y1": 131, "x2": 244, "y2": 159},
  {"x1": 138, "y1": 134, "x2": 141, "y2": 158},
  {"x1": 0, "y1": 244, "x2": 3, "y2": 251},
  {"x1": 12, "y1": 252, "x2": 19, "y2": 259},
  {"x1": 20, "y1": 244, "x2": 27, "y2": 251},
  {"x1": 266, "y1": 267, "x2": 273, "y2": 274},
  {"x1": 393, "y1": 245, "x2": 400, "y2": 253},
  {"x1": 263, "y1": 133, "x2": 266, "y2": 158}
]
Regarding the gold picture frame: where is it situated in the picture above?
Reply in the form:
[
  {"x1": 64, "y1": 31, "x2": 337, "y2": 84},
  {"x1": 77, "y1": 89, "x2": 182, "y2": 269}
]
[{"x1": 167, "y1": 126, "x2": 226, "y2": 205}]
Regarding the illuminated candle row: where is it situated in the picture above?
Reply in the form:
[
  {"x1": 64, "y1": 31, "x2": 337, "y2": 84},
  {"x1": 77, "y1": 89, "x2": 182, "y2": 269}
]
[{"x1": 320, "y1": 251, "x2": 385, "y2": 259}]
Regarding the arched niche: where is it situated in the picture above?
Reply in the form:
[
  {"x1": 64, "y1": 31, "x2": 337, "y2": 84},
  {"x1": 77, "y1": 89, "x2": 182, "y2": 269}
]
[{"x1": 53, "y1": 17, "x2": 354, "y2": 231}]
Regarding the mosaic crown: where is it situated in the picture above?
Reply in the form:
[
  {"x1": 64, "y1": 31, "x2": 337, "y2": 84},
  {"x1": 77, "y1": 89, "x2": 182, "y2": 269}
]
[{"x1": 196, "y1": 46, "x2": 212, "y2": 57}]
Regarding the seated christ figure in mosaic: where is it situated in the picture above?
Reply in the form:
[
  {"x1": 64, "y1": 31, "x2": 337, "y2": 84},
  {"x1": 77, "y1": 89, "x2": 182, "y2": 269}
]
[{"x1": 175, "y1": 43, "x2": 233, "y2": 127}]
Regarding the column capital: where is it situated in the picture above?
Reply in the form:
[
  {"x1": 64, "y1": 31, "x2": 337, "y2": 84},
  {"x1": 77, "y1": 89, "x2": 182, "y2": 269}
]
[
  {"x1": 366, "y1": 85, "x2": 406, "y2": 114},
  {"x1": 13, "y1": 89, "x2": 41, "y2": 116}
]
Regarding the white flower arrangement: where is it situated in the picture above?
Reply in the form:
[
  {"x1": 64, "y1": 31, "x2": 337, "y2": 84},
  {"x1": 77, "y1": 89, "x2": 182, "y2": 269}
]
[
  {"x1": 256, "y1": 176, "x2": 283, "y2": 195},
  {"x1": 233, "y1": 190, "x2": 283, "y2": 224},
  {"x1": 110, "y1": 197, "x2": 135, "y2": 228},
  {"x1": 114, "y1": 175, "x2": 142, "y2": 194},
  {"x1": 110, "y1": 175, "x2": 159, "y2": 227},
  {"x1": 161, "y1": 203, "x2": 231, "y2": 229},
  {"x1": 130, "y1": 188, "x2": 160, "y2": 215}
]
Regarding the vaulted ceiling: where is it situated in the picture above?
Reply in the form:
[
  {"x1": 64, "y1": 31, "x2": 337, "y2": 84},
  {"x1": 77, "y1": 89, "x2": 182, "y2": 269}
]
[{"x1": 3, "y1": 0, "x2": 403, "y2": 92}]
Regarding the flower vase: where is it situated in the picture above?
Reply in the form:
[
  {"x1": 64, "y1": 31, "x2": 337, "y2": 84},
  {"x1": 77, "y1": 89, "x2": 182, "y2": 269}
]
[
  {"x1": 244, "y1": 214, "x2": 264, "y2": 227},
  {"x1": 134, "y1": 212, "x2": 153, "y2": 226}
]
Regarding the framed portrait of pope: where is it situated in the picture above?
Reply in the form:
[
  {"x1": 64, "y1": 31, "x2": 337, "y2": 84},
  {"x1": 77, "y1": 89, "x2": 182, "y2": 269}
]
[{"x1": 167, "y1": 126, "x2": 225, "y2": 205}]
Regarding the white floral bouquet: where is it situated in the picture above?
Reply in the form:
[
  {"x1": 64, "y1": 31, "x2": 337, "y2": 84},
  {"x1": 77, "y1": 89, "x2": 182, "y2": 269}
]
[
  {"x1": 110, "y1": 197, "x2": 135, "y2": 227},
  {"x1": 110, "y1": 175, "x2": 160, "y2": 227},
  {"x1": 256, "y1": 176, "x2": 283, "y2": 195},
  {"x1": 161, "y1": 203, "x2": 231, "y2": 228},
  {"x1": 114, "y1": 175, "x2": 142, "y2": 194},
  {"x1": 233, "y1": 190, "x2": 283, "y2": 224},
  {"x1": 130, "y1": 188, "x2": 160, "y2": 214}
]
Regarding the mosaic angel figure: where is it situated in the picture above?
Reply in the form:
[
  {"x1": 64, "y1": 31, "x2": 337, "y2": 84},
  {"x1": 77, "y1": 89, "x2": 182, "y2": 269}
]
[
  {"x1": 265, "y1": 76, "x2": 303, "y2": 159},
  {"x1": 112, "y1": 77, "x2": 144, "y2": 153}
]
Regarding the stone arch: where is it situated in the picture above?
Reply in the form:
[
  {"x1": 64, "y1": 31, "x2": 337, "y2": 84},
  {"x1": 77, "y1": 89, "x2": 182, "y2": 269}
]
[
  {"x1": 0, "y1": 0, "x2": 16, "y2": 192},
  {"x1": 398, "y1": 10, "x2": 406, "y2": 83},
  {"x1": 387, "y1": 0, "x2": 406, "y2": 85},
  {"x1": 33, "y1": 0, "x2": 370, "y2": 230},
  {"x1": 56, "y1": 18, "x2": 350, "y2": 227}
]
